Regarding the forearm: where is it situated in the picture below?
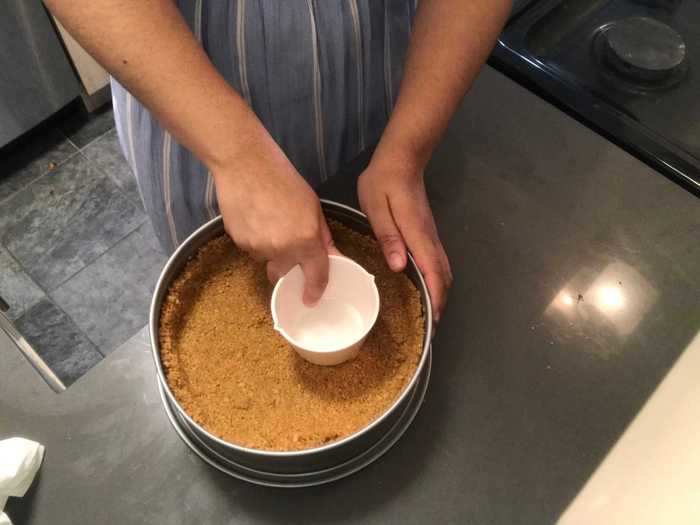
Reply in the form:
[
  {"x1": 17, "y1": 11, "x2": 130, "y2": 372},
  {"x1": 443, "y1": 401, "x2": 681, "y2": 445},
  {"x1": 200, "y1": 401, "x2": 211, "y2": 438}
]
[
  {"x1": 45, "y1": 0, "x2": 270, "y2": 173},
  {"x1": 374, "y1": 0, "x2": 511, "y2": 171}
]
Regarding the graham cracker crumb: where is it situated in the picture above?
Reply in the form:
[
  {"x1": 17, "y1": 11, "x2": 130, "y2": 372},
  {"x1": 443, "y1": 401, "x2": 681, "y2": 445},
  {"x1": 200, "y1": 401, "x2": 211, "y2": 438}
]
[{"x1": 159, "y1": 221, "x2": 424, "y2": 451}]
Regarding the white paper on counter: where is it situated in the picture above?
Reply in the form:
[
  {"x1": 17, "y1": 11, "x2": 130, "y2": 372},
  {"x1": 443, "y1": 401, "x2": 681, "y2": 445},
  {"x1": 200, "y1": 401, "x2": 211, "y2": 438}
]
[
  {"x1": 0, "y1": 437, "x2": 45, "y2": 525},
  {"x1": 558, "y1": 332, "x2": 700, "y2": 524}
]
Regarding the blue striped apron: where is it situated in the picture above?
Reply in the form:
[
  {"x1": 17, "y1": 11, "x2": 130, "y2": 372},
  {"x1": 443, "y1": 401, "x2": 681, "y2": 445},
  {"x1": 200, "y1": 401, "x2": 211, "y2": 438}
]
[{"x1": 111, "y1": 0, "x2": 416, "y2": 253}]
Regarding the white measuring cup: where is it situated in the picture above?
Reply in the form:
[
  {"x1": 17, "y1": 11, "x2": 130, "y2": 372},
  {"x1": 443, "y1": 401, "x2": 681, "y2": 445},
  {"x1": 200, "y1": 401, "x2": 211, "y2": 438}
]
[{"x1": 271, "y1": 255, "x2": 380, "y2": 366}]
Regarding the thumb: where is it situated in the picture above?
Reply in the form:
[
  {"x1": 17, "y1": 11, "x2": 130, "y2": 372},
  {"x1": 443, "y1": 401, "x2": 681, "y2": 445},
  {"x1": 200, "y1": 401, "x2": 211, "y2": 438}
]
[
  {"x1": 365, "y1": 196, "x2": 407, "y2": 272},
  {"x1": 299, "y1": 247, "x2": 329, "y2": 306}
]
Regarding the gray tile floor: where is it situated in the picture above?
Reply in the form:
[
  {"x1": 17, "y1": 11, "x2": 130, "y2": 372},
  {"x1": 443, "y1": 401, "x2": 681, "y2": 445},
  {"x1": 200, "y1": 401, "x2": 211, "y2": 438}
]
[{"x1": 0, "y1": 104, "x2": 166, "y2": 387}]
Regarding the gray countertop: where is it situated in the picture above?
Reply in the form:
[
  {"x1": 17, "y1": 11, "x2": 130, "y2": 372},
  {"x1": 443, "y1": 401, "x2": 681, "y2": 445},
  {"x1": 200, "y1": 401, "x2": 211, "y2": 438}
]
[{"x1": 2, "y1": 66, "x2": 699, "y2": 525}]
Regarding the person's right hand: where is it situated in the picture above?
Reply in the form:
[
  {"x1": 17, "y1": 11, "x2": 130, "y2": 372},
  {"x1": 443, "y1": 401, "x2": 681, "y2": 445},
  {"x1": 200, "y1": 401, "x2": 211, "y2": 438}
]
[{"x1": 213, "y1": 141, "x2": 337, "y2": 305}]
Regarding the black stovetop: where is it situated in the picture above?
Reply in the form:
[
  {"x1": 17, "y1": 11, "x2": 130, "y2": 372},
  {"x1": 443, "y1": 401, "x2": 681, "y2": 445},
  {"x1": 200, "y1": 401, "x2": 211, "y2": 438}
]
[{"x1": 492, "y1": 0, "x2": 700, "y2": 193}]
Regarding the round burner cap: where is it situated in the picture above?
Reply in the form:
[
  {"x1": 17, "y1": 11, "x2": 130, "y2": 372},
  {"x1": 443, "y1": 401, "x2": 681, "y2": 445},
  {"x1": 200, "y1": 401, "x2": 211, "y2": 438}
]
[{"x1": 604, "y1": 17, "x2": 686, "y2": 81}]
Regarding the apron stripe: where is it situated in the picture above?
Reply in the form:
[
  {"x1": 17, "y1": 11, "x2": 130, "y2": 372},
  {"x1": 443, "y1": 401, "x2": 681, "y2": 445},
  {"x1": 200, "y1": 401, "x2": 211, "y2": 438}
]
[
  {"x1": 236, "y1": 0, "x2": 252, "y2": 105},
  {"x1": 384, "y1": 1, "x2": 394, "y2": 112},
  {"x1": 194, "y1": 0, "x2": 203, "y2": 42},
  {"x1": 196, "y1": 0, "x2": 217, "y2": 220},
  {"x1": 111, "y1": 2, "x2": 414, "y2": 254},
  {"x1": 125, "y1": 94, "x2": 137, "y2": 175},
  {"x1": 349, "y1": 0, "x2": 366, "y2": 151},
  {"x1": 205, "y1": 173, "x2": 216, "y2": 219},
  {"x1": 307, "y1": 0, "x2": 328, "y2": 182},
  {"x1": 122, "y1": 91, "x2": 147, "y2": 207},
  {"x1": 161, "y1": 132, "x2": 178, "y2": 248}
]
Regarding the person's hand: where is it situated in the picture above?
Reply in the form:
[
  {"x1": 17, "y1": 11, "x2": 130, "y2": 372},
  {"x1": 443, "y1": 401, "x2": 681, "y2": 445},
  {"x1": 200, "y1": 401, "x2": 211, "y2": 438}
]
[
  {"x1": 358, "y1": 158, "x2": 452, "y2": 321},
  {"x1": 213, "y1": 141, "x2": 338, "y2": 305}
]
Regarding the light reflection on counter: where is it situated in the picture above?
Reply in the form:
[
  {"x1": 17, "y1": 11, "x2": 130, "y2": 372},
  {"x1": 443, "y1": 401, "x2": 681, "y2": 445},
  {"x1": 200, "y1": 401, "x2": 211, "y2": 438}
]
[
  {"x1": 545, "y1": 261, "x2": 658, "y2": 350},
  {"x1": 597, "y1": 286, "x2": 624, "y2": 312}
]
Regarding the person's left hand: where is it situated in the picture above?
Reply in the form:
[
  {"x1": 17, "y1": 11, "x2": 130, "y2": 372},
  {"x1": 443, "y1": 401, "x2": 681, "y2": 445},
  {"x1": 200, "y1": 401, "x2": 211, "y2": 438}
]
[{"x1": 358, "y1": 159, "x2": 452, "y2": 322}]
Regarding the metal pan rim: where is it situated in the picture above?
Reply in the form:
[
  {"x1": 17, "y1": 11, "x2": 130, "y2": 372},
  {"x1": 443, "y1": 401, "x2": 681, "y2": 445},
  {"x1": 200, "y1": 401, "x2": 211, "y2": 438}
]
[
  {"x1": 157, "y1": 349, "x2": 432, "y2": 487},
  {"x1": 149, "y1": 200, "x2": 433, "y2": 458}
]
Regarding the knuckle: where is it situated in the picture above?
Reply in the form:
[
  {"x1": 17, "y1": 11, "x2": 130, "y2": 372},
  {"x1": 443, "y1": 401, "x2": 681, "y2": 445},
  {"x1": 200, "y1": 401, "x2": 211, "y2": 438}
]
[
  {"x1": 298, "y1": 225, "x2": 320, "y2": 244},
  {"x1": 268, "y1": 236, "x2": 287, "y2": 254},
  {"x1": 377, "y1": 233, "x2": 402, "y2": 247},
  {"x1": 296, "y1": 232, "x2": 322, "y2": 255}
]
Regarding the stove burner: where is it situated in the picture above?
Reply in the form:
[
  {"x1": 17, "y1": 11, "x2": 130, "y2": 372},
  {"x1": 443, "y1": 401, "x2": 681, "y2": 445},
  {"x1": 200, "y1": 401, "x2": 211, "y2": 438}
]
[{"x1": 602, "y1": 17, "x2": 686, "y2": 83}]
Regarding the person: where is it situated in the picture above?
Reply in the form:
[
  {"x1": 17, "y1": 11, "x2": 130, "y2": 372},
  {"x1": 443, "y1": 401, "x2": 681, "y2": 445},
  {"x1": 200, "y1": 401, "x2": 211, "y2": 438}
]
[{"x1": 46, "y1": 0, "x2": 511, "y2": 322}]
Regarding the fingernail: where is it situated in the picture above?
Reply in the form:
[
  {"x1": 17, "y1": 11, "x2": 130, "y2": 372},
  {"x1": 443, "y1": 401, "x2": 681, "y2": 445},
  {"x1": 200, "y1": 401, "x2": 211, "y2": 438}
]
[{"x1": 389, "y1": 253, "x2": 403, "y2": 271}]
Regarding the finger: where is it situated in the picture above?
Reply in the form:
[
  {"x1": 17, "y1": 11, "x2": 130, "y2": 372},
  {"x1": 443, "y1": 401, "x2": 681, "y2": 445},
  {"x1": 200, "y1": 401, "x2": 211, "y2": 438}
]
[
  {"x1": 266, "y1": 258, "x2": 295, "y2": 284},
  {"x1": 435, "y1": 239, "x2": 453, "y2": 288},
  {"x1": 389, "y1": 198, "x2": 449, "y2": 321},
  {"x1": 418, "y1": 247, "x2": 449, "y2": 322},
  {"x1": 320, "y1": 214, "x2": 342, "y2": 256},
  {"x1": 363, "y1": 194, "x2": 407, "y2": 272},
  {"x1": 299, "y1": 245, "x2": 330, "y2": 306},
  {"x1": 226, "y1": 231, "x2": 267, "y2": 262},
  {"x1": 423, "y1": 267, "x2": 448, "y2": 323},
  {"x1": 442, "y1": 248, "x2": 453, "y2": 288}
]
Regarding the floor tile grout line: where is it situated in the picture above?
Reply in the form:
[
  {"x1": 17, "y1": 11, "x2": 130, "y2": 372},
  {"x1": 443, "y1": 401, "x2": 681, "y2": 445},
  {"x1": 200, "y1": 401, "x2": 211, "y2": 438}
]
[
  {"x1": 68, "y1": 123, "x2": 116, "y2": 152},
  {"x1": 45, "y1": 215, "x2": 149, "y2": 293},
  {"x1": 2, "y1": 112, "x2": 129, "y2": 369},
  {"x1": 3, "y1": 110, "x2": 151, "y2": 369},
  {"x1": 0, "y1": 144, "x2": 81, "y2": 208},
  {"x1": 49, "y1": 297, "x2": 107, "y2": 359},
  {"x1": 46, "y1": 221, "x2": 156, "y2": 359},
  {"x1": 1, "y1": 147, "x2": 147, "y2": 358},
  {"x1": 0, "y1": 241, "x2": 47, "y2": 321},
  {"x1": 2, "y1": 242, "x2": 50, "y2": 298},
  {"x1": 0, "y1": 112, "x2": 115, "y2": 207},
  {"x1": 1, "y1": 208, "x2": 145, "y2": 307},
  {"x1": 16, "y1": 292, "x2": 106, "y2": 360},
  {"x1": 2, "y1": 229, "x2": 147, "y2": 350},
  {"x1": 64, "y1": 136, "x2": 81, "y2": 151},
  {"x1": 1, "y1": 143, "x2": 146, "y2": 295},
  {"x1": 23, "y1": 166, "x2": 131, "y2": 286},
  {"x1": 77, "y1": 139, "x2": 144, "y2": 210}
]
